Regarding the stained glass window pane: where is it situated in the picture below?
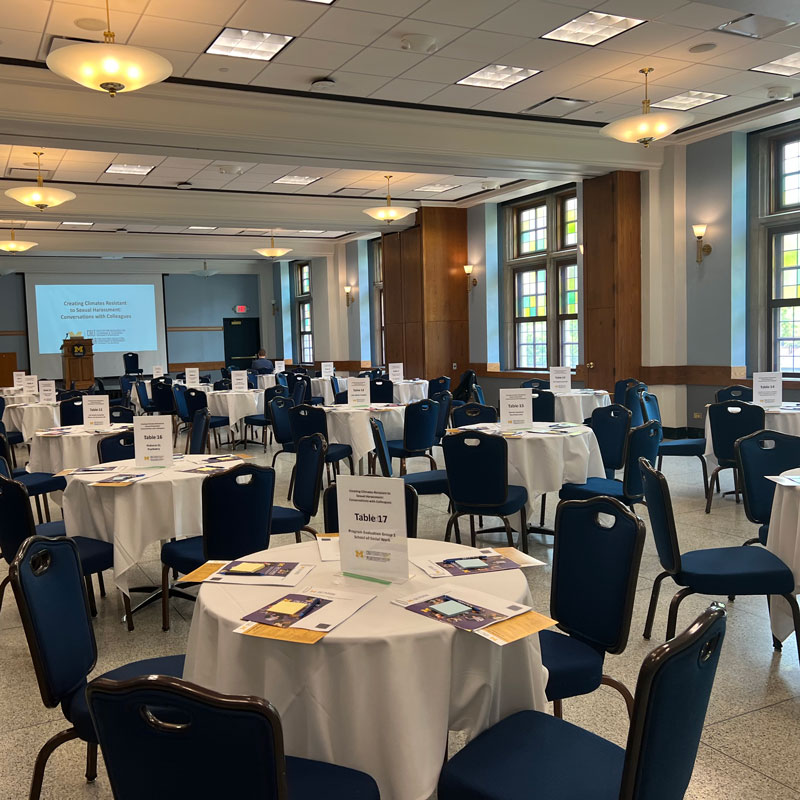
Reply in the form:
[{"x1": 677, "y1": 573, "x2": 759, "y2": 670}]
[
  {"x1": 561, "y1": 319, "x2": 579, "y2": 368},
  {"x1": 562, "y1": 196, "x2": 578, "y2": 247},
  {"x1": 298, "y1": 264, "x2": 311, "y2": 295},
  {"x1": 776, "y1": 233, "x2": 800, "y2": 300},
  {"x1": 559, "y1": 264, "x2": 578, "y2": 314},
  {"x1": 775, "y1": 306, "x2": 800, "y2": 372},
  {"x1": 516, "y1": 269, "x2": 547, "y2": 318},
  {"x1": 783, "y1": 140, "x2": 800, "y2": 207},
  {"x1": 518, "y1": 204, "x2": 547, "y2": 254},
  {"x1": 300, "y1": 301, "x2": 312, "y2": 332}
]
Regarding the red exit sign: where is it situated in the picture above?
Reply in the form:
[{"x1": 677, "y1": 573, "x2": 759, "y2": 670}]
[{"x1": 233, "y1": 305, "x2": 248, "y2": 313}]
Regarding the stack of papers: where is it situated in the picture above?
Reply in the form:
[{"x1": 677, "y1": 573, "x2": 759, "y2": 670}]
[
  {"x1": 184, "y1": 559, "x2": 315, "y2": 586},
  {"x1": 413, "y1": 547, "x2": 544, "y2": 579},
  {"x1": 90, "y1": 473, "x2": 148, "y2": 487}
]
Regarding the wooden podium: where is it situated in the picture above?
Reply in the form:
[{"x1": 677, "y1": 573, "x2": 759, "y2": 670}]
[{"x1": 60, "y1": 337, "x2": 94, "y2": 390}]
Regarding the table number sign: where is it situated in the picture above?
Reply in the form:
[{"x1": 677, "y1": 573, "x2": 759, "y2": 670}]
[
  {"x1": 321, "y1": 362, "x2": 335, "y2": 379},
  {"x1": 38, "y1": 380, "x2": 56, "y2": 404},
  {"x1": 84, "y1": 395, "x2": 110, "y2": 429},
  {"x1": 22, "y1": 375, "x2": 38, "y2": 394},
  {"x1": 753, "y1": 372, "x2": 781, "y2": 408},
  {"x1": 152, "y1": 365, "x2": 164, "y2": 378},
  {"x1": 13, "y1": 371, "x2": 25, "y2": 388},
  {"x1": 185, "y1": 367, "x2": 200, "y2": 387},
  {"x1": 348, "y1": 377, "x2": 370, "y2": 407},
  {"x1": 338, "y1": 475, "x2": 409, "y2": 584},
  {"x1": 388, "y1": 362, "x2": 404, "y2": 383},
  {"x1": 274, "y1": 360, "x2": 285, "y2": 374},
  {"x1": 134, "y1": 415, "x2": 173, "y2": 467},
  {"x1": 231, "y1": 370, "x2": 249, "y2": 392},
  {"x1": 499, "y1": 388, "x2": 532, "y2": 430},
  {"x1": 549, "y1": 366, "x2": 572, "y2": 393}
]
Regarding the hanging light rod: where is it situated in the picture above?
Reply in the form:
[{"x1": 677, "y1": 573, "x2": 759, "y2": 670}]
[{"x1": 363, "y1": 175, "x2": 416, "y2": 223}]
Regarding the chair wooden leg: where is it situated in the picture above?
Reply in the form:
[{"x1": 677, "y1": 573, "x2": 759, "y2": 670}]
[
  {"x1": 644, "y1": 571, "x2": 669, "y2": 639},
  {"x1": 28, "y1": 727, "x2": 80, "y2": 800},
  {"x1": 705, "y1": 467, "x2": 722, "y2": 513},
  {"x1": 666, "y1": 587, "x2": 695, "y2": 640},
  {"x1": 161, "y1": 563, "x2": 171, "y2": 632},
  {"x1": 426, "y1": 453, "x2": 437, "y2": 471},
  {"x1": 85, "y1": 742, "x2": 97, "y2": 782},
  {"x1": 469, "y1": 515, "x2": 477, "y2": 547},
  {"x1": 400, "y1": 458, "x2": 407, "y2": 476},
  {"x1": 657, "y1": 454, "x2": 663, "y2": 470},
  {"x1": 85, "y1": 575, "x2": 97, "y2": 617},
  {"x1": 539, "y1": 493, "x2": 547, "y2": 528},
  {"x1": 43, "y1": 495, "x2": 51, "y2": 522},
  {"x1": 122, "y1": 591, "x2": 134, "y2": 632},
  {"x1": 34, "y1": 494, "x2": 43, "y2": 524},
  {"x1": 445, "y1": 513, "x2": 462, "y2": 544},
  {"x1": 501, "y1": 516, "x2": 514, "y2": 548},
  {"x1": 289, "y1": 465, "x2": 297, "y2": 500},
  {"x1": 601, "y1": 675, "x2": 634, "y2": 720},
  {"x1": 519, "y1": 505, "x2": 528, "y2": 554},
  {"x1": 0, "y1": 575, "x2": 8, "y2": 615},
  {"x1": 697, "y1": 454, "x2": 709, "y2": 498},
  {"x1": 552, "y1": 699, "x2": 563, "y2": 719},
  {"x1": 97, "y1": 571, "x2": 106, "y2": 597},
  {"x1": 781, "y1": 593, "x2": 800, "y2": 664},
  {"x1": 347, "y1": 455, "x2": 355, "y2": 475}
]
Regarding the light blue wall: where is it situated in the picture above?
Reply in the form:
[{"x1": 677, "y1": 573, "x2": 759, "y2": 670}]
[
  {"x1": 467, "y1": 204, "x2": 500, "y2": 365},
  {"x1": 0, "y1": 272, "x2": 28, "y2": 370},
  {"x1": 345, "y1": 239, "x2": 371, "y2": 364}
]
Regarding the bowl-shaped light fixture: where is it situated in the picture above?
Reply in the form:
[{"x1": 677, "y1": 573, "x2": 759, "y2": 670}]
[
  {"x1": 363, "y1": 175, "x2": 416, "y2": 223},
  {"x1": 4, "y1": 152, "x2": 76, "y2": 211},
  {"x1": 254, "y1": 232, "x2": 292, "y2": 259},
  {"x1": 0, "y1": 229, "x2": 37, "y2": 253},
  {"x1": 46, "y1": 0, "x2": 172, "y2": 97},
  {"x1": 601, "y1": 68, "x2": 694, "y2": 147}
]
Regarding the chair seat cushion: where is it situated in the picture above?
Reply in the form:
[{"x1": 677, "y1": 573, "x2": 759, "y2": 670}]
[
  {"x1": 286, "y1": 756, "x2": 379, "y2": 799},
  {"x1": 161, "y1": 536, "x2": 204, "y2": 576},
  {"x1": 6, "y1": 431, "x2": 23, "y2": 445},
  {"x1": 326, "y1": 443, "x2": 353, "y2": 463},
  {"x1": 72, "y1": 536, "x2": 114, "y2": 575},
  {"x1": 658, "y1": 438, "x2": 706, "y2": 457},
  {"x1": 387, "y1": 440, "x2": 432, "y2": 459},
  {"x1": 403, "y1": 470, "x2": 450, "y2": 496},
  {"x1": 539, "y1": 630, "x2": 605, "y2": 702},
  {"x1": 270, "y1": 505, "x2": 310, "y2": 535},
  {"x1": 16, "y1": 472, "x2": 67, "y2": 495},
  {"x1": 455, "y1": 484, "x2": 528, "y2": 517},
  {"x1": 676, "y1": 546, "x2": 794, "y2": 595},
  {"x1": 35, "y1": 520, "x2": 66, "y2": 537},
  {"x1": 62, "y1": 654, "x2": 186, "y2": 742},
  {"x1": 758, "y1": 524, "x2": 769, "y2": 546},
  {"x1": 559, "y1": 477, "x2": 626, "y2": 503},
  {"x1": 309, "y1": 396, "x2": 324, "y2": 406},
  {"x1": 438, "y1": 709, "x2": 624, "y2": 800},
  {"x1": 244, "y1": 414, "x2": 268, "y2": 426},
  {"x1": 209, "y1": 416, "x2": 229, "y2": 429}
]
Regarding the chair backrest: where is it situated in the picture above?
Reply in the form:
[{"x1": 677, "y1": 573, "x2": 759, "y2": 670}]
[
  {"x1": 531, "y1": 389, "x2": 556, "y2": 422},
  {"x1": 708, "y1": 400, "x2": 765, "y2": 464},
  {"x1": 173, "y1": 384, "x2": 190, "y2": 422},
  {"x1": 330, "y1": 376, "x2": 340, "y2": 395},
  {"x1": 0, "y1": 396, "x2": 4, "y2": 417},
  {"x1": 452, "y1": 402, "x2": 497, "y2": 427},
  {"x1": 109, "y1": 405, "x2": 134, "y2": 424},
  {"x1": 334, "y1": 390, "x2": 348, "y2": 404},
  {"x1": 452, "y1": 369, "x2": 477, "y2": 402},
  {"x1": 57, "y1": 389, "x2": 84, "y2": 402},
  {"x1": 431, "y1": 391, "x2": 452, "y2": 440},
  {"x1": 188, "y1": 409, "x2": 210, "y2": 455},
  {"x1": 152, "y1": 381, "x2": 176, "y2": 414},
  {"x1": 247, "y1": 371, "x2": 258, "y2": 390},
  {"x1": 369, "y1": 417, "x2": 393, "y2": 477},
  {"x1": 639, "y1": 458, "x2": 683, "y2": 574},
  {"x1": 97, "y1": 432, "x2": 135, "y2": 463},
  {"x1": 275, "y1": 372, "x2": 288, "y2": 388},
  {"x1": 9, "y1": 536, "x2": 97, "y2": 708},
  {"x1": 472, "y1": 384, "x2": 486, "y2": 405},
  {"x1": 716, "y1": 384, "x2": 753, "y2": 403},
  {"x1": 86, "y1": 675, "x2": 290, "y2": 799},
  {"x1": 119, "y1": 374, "x2": 134, "y2": 398},
  {"x1": 0, "y1": 434, "x2": 12, "y2": 472},
  {"x1": 135, "y1": 381, "x2": 150, "y2": 407},
  {"x1": 736, "y1": 429, "x2": 800, "y2": 526},
  {"x1": 402, "y1": 399, "x2": 439, "y2": 451},
  {"x1": 639, "y1": 391, "x2": 662, "y2": 425},
  {"x1": 202, "y1": 464, "x2": 276, "y2": 560},
  {"x1": 370, "y1": 379, "x2": 394, "y2": 403},
  {"x1": 521, "y1": 378, "x2": 550, "y2": 389},
  {"x1": 428, "y1": 376, "x2": 451, "y2": 397},
  {"x1": 624, "y1": 381, "x2": 648, "y2": 427},
  {"x1": 284, "y1": 372, "x2": 299, "y2": 393},
  {"x1": 265, "y1": 385, "x2": 288, "y2": 404},
  {"x1": 184, "y1": 388, "x2": 209, "y2": 417},
  {"x1": 220, "y1": 367, "x2": 231, "y2": 381},
  {"x1": 291, "y1": 377, "x2": 307, "y2": 406},
  {"x1": 552, "y1": 497, "x2": 645, "y2": 655},
  {"x1": 152, "y1": 376, "x2": 173, "y2": 387},
  {"x1": 288, "y1": 404, "x2": 326, "y2": 443},
  {"x1": 214, "y1": 379, "x2": 231, "y2": 391},
  {"x1": 291, "y1": 434, "x2": 326, "y2": 517},
  {"x1": 322, "y1": 481, "x2": 418, "y2": 538},
  {"x1": 0, "y1": 475, "x2": 36, "y2": 566},
  {"x1": 269, "y1": 397, "x2": 295, "y2": 445},
  {"x1": 443, "y1": 431, "x2": 508, "y2": 508},
  {"x1": 59, "y1": 398, "x2": 83, "y2": 426},
  {"x1": 619, "y1": 604, "x2": 726, "y2": 800},
  {"x1": 622, "y1": 421, "x2": 662, "y2": 501},
  {"x1": 122, "y1": 352, "x2": 139, "y2": 374},
  {"x1": 614, "y1": 377, "x2": 639, "y2": 405},
  {"x1": 591, "y1": 404, "x2": 631, "y2": 473}
]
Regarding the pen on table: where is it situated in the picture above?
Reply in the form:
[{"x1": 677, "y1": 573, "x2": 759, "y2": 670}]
[{"x1": 296, "y1": 597, "x2": 322, "y2": 619}]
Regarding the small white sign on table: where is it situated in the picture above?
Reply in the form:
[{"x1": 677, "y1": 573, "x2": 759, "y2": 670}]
[
  {"x1": 83, "y1": 395, "x2": 110, "y2": 428},
  {"x1": 274, "y1": 360, "x2": 285, "y2": 374},
  {"x1": 338, "y1": 475, "x2": 409, "y2": 584},
  {"x1": 231, "y1": 370, "x2": 249, "y2": 392},
  {"x1": 38, "y1": 380, "x2": 56, "y2": 404},
  {"x1": 499, "y1": 388, "x2": 532, "y2": 430},
  {"x1": 134, "y1": 415, "x2": 173, "y2": 467},
  {"x1": 185, "y1": 368, "x2": 200, "y2": 387},
  {"x1": 13, "y1": 371, "x2": 25, "y2": 388},
  {"x1": 549, "y1": 366, "x2": 572, "y2": 393},
  {"x1": 348, "y1": 377, "x2": 370, "y2": 408},
  {"x1": 321, "y1": 362, "x2": 335, "y2": 379},
  {"x1": 388, "y1": 362, "x2": 404, "y2": 383},
  {"x1": 22, "y1": 375, "x2": 38, "y2": 394},
  {"x1": 753, "y1": 372, "x2": 781, "y2": 408},
  {"x1": 152, "y1": 365, "x2": 164, "y2": 378}
]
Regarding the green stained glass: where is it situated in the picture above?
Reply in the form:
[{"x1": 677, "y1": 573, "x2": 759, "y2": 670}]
[
  {"x1": 519, "y1": 204, "x2": 547, "y2": 254},
  {"x1": 562, "y1": 196, "x2": 578, "y2": 247}
]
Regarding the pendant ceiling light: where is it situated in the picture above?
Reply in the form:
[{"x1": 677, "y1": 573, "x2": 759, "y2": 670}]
[
  {"x1": 4, "y1": 152, "x2": 76, "y2": 211},
  {"x1": 601, "y1": 67, "x2": 694, "y2": 147},
  {"x1": 363, "y1": 175, "x2": 416, "y2": 222},
  {"x1": 46, "y1": 0, "x2": 172, "y2": 97},
  {"x1": 0, "y1": 229, "x2": 38, "y2": 253},
  {"x1": 254, "y1": 232, "x2": 292, "y2": 259},
  {"x1": 190, "y1": 260, "x2": 220, "y2": 278}
]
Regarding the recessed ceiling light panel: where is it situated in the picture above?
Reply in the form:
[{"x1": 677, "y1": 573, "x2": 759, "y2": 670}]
[
  {"x1": 752, "y1": 53, "x2": 800, "y2": 76},
  {"x1": 415, "y1": 183, "x2": 459, "y2": 193},
  {"x1": 542, "y1": 12, "x2": 645, "y2": 46},
  {"x1": 206, "y1": 28, "x2": 293, "y2": 62},
  {"x1": 188, "y1": 226, "x2": 217, "y2": 230},
  {"x1": 273, "y1": 175, "x2": 320, "y2": 186},
  {"x1": 457, "y1": 65, "x2": 539, "y2": 90},
  {"x1": 105, "y1": 164, "x2": 155, "y2": 175},
  {"x1": 652, "y1": 90, "x2": 727, "y2": 110},
  {"x1": 61, "y1": 221, "x2": 93, "y2": 226}
]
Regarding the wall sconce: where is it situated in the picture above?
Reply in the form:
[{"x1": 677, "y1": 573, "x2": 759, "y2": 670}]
[
  {"x1": 344, "y1": 285, "x2": 355, "y2": 307},
  {"x1": 693, "y1": 224, "x2": 712, "y2": 263},
  {"x1": 464, "y1": 264, "x2": 477, "y2": 292}
]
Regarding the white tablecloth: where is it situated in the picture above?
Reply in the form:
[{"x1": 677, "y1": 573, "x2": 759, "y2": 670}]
[
  {"x1": 256, "y1": 374, "x2": 277, "y2": 390},
  {"x1": 3, "y1": 402, "x2": 59, "y2": 441},
  {"x1": 208, "y1": 389, "x2": 263, "y2": 430},
  {"x1": 0, "y1": 388, "x2": 40, "y2": 405},
  {"x1": 324, "y1": 404, "x2": 406, "y2": 463},
  {"x1": 312, "y1": 376, "x2": 347, "y2": 405},
  {"x1": 394, "y1": 380, "x2": 428, "y2": 404},
  {"x1": 553, "y1": 390, "x2": 610, "y2": 423},
  {"x1": 183, "y1": 538, "x2": 547, "y2": 800},
  {"x1": 28, "y1": 423, "x2": 133, "y2": 474}
]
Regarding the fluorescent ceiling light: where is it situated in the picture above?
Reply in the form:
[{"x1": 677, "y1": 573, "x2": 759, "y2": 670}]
[
  {"x1": 302, "y1": 0, "x2": 334, "y2": 3},
  {"x1": 652, "y1": 90, "x2": 727, "y2": 110},
  {"x1": 188, "y1": 226, "x2": 217, "y2": 230},
  {"x1": 457, "y1": 65, "x2": 539, "y2": 90},
  {"x1": 206, "y1": 28, "x2": 293, "y2": 61},
  {"x1": 415, "y1": 183, "x2": 459, "y2": 193},
  {"x1": 61, "y1": 221, "x2": 93, "y2": 226},
  {"x1": 542, "y1": 12, "x2": 645, "y2": 46},
  {"x1": 751, "y1": 54, "x2": 800, "y2": 76},
  {"x1": 273, "y1": 175, "x2": 320, "y2": 186},
  {"x1": 298, "y1": 229, "x2": 324, "y2": 233},
  {"x1": 105, "y1": 164, "x2": 155, "y2": 175}
]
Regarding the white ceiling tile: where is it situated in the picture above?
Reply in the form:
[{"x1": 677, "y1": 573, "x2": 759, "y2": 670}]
[
  {"x1": 273, "y1": 38, "x2": 362, "y2": 71},
  {"x1": 0, "y1": 28, "x2": 43, "y2": 60},
  {"x1": 766, "y1": 27, "x2": 800, "y2": 48},
  {"x1": 46, "y1": 3, "x2": 140, "y2": 42},
  {"x1": 228, "y1": 0, "x2": 328, "y2": 37},
  {"x1": 499, "y1": 38, "x2": 586, "y2": 70},
  {"x1": 435, "y1": 30, "x2": 530, "y2": 62},
  {"x1": 218, "y1": 175, "x2": 271, "y2": 190},
  {"x1": 128, "y1": 16, "x2": 220, "y2": 53},
  {"x1": 473, "y1": 87, "x2": 551, "y2": 112},
  {"x1": 64, "y1": 150, "x2": 117, "y2": 163},
  {"x1": 692, "y1": 95, "x2": 767, "y2": 115},
  {"x1": 400, "y1": 55, "x2": 487, "y2": 83},
  {"x1": 599, "y1": 22, "x2": 698, "y2": 55},
  {"x1": 480, "y1": 1, "x2": 588, "y2": 38},
  {"x1": 421, "y1": 83, "x2": 499, "y2": 107},
  {"x1": 161, "y1": 157, "x2": 212, "y2": 169},
  {"x1": 294, "y1": 166, "x2": 338, "y2": 178},
  {"x1": 703, "y1": 71, "x2": 800, "y2": 98},
  {"x1": 656, "y1": 2, "x2": 744, "y2": 29},
  {"x1": 338, "y1": 0, "x2": 427, "y2": 13},
  {"x1": 411, "y1": 0, "x2": 517, "y2": 28},
  {"x1": 602, "y1": 55, "x2": 692, "y2": 81},
  {"x1": 249, "y1": 62, "x2": 321, "y2": 89},
  {"x1": 546, "y1": 45, "x2": 640, "y2": 77},
  {"x1": 337, "y1": 47, "x2": 426, "y2": 77},
  {"x1": 144, "y1": 48, "x2": 200, "y2": 76},
  {"x1": 244, "y1": 163, "x2": 300, "y2": 175},
  {"x1": 98, "y1": 173, "x2": 146, "y2": 184},
  {"x1": 651, "y1": 62, "x2": 738, "y2": 89},
  {"x1": 560, "y1": 76, "x2": 640, "y2": 100},
  {"x1": 184, "y1": 53, "x2": 267, "y2": 82},
  {"x1": 593, "y1": 0, "x2": 686, "y2": 18},
  {"x1": 604, "y1": 81, "x2": 687, "y2": 104},
  {"x1": 371, "y1": 20, "x2": 469, "y2": 51},
  {"x1": 704, "y1": 40, "x2": 800, "y2": 70},
  {"x1": 326, "y1": 71, "x2": 393, "y2": 96},
  {"x1": 55, "y1": 0, "x2": 150, "y2": 13},
  {"x1": 145, "y1": 167, "x2": 199, "y2": 178},
  {"x1": 145, "y1": 0, "x2": 244, "y2": 26},
  {"x1": 369, "y1": 77, "x2": 447, "y2": 102},
  {"x1": 303, "y1": 8, "x2": 402, "y2": 46},
  {"x1": 51, "y1": 171, "x2": 106, "y2": 182},
  {"x1": 653, "y1": 30, "x2": 751, "y2": 63},
  {"x1": 1, "y1": 0, "x2": 50, "y2": 33}
]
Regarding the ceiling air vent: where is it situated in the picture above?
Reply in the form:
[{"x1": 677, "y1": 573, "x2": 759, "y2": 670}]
[
  {"x1": 522, "y1": 97, "x2": 593, "y2": 117},
  {"x1": 716, "y1": 14, "x2": 794, "y2": 39},
  {"x1": 5, "y1": 167, "x2": 55, "y2": 181}
]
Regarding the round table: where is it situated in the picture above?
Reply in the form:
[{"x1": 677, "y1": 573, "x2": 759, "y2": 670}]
[
  {"x1": 3, "y1": 401, "x2": 59, "y2": 441},
  {"x1": 312, "y1": 376, "x2": 347, "y2": 405},
  {"x1": 183, "y1": 538, "x2": 547, "y2": 800},
  {"x1": 393, "y1": 380, "x2": 428, "y2": 405},
  {"x1": 324, "y1": 404, "x2": 406, "y2": 464},
  {"x1": 256, "y1": 374, "x2": 277, "y2": 391},
  {"x1": 207, "y1": 389, "x2": 263, "y2": 430},
  {"x1": 28, "y1": 423, "x2": 134, "y2": 474},
  {"x1": 553, "y1": 389, "x2": 610, "y2": 423},
  {"x1": 0, "y1": 387, "x2": 39, "y2": 404}
]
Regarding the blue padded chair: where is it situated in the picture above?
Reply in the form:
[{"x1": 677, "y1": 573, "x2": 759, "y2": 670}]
[
  {"x1": 244, "y1": 388, "x2": 282, "y2": 452},
  {"x1": 271, "y1": 434, "x2": 326, "y2": 542},
  {"x1": 613, "y1": 377, "x2": 639, "y2": 405},
  {"x1": 185, "y1": 388, "x2": 229, "y2": 450},
  {"x1": 334, "y1": 390, "x2": 348, "y2": 404},
  {"x1": 452, "y1": 370, "x2": 478, "y2": 403},
  {"x1": 705, "y1": 400, "x2": 765, "y2": 514},
  {"x1": 541, "y1": 497, "x2": 645, "y2": 719},
  {"x1": 370, "y1": 379, "x2": 394, "y2": 404},
  {"x1": 386, "y1": 398, "x2": 439, "y2": 475},
  {"x1": 431, "y1": 390, "x2": 452, "y2": 446},
  {"x1": 172, "y1": 384, "x2": 191, "y2": 441},
  {"x1": 290, "y1": 378, "x2": 306, "y2": 406},
  {"x1": 160, "y1": 464, "x2": 276, "y2": 631},
  {"x1": 97, "y1": 432, "x2": 135, "y2": 463},
  {"x1": 269, "y1": 396, "x2": 297, "y2": 470},
  {"x1": 641, "y1": 390, "x2": 709, "y2": 496},
  {"x1": 109, "y1": 405, "x2": 134, "y2": 424},
  {"x1": 472, "y1": 384, "x2": 486, "y2": 404},
  {"x1": 330, "y1": 376, "x2": 341, "y2": 397},
  {"x1": 288, "y1": 404, "x2": 354, "y2": 489},
  {"x1": 452, "y1": 402, "x2": 497, "y2": 428},
  {"x1": 323, "y1": 479, "x2": 419, "y2": 538},
  {"x1": 213, "y1": 379, "x2": 232, "y2": 391},
  {"x1": 716, "y1": 384, "x2": 753, "y2": 403},
  {"x1": 9, "y1": 536, "x2": 184, "y2": 800},
  {"x1": 443, "y1": 431, "x2": 529, "y2": 552},
  {"x1": 624, "y1": 381, "x2": 647, "y2": 427},
  {"x1": 59, "y1": 397, "x2": 83, "y2": 426},
  {"x1": 275, "y1": 371, "x2": 288, "y2": 388},
  {"x1": 296, "y1": 374, "x2": 323, "y2": 405},
  {"x1": 152, "y1": 380, "x2": 176, "y2": 423},
  {"x1": 428, "y1": 375, "x2": 451, "y2": 397},
  {"x1": 438, "y1": 603, "x2": 727, "y2": 800},
  {"x1": 188, "y1": 408, "x2": 211, "y2": 455},
  {"x1": 640, "y1": 457, "x2": 800, "y2": 659},
  {"x1": 86, "y1": 674, "x2": 379, "y2": 800},
  {"x1": 118, "y1": 375, "x2": 135, "y2": 407},
  {"x1": 736, "y1": 430, "x2": 800, "y2": 546},
  {"x1": 370, "y1": 417, "x2": 449, "y2": 497},
  {"x1": 247, "y1": 371, "x2": 258, "y2": 390},
  {"x1": 135, "y1": 381, "x2": 156, "y2": 414},
  {"x1": 531, "y1": 389, "x2": 556, "y2": 422},
  {"x1": 0, "y1": 407, "x2": 23, "y2": 462},
  {"x1": 521, "y1": 378, "x2": 550, "y2": 389},
  {"x1": 589, "y1": 403, "x2": 631, "y2": 479},
  {"x1": 559, "y1": 420, "x2": 661, "y2": 508},
  {"x1": 122, "y1": 352, "x2": 141, "y2": 375}
]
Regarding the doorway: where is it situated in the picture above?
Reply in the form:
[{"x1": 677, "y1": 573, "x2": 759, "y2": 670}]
[{"x1": 223, "y1": 317, "x2": 261, "y2": 369}]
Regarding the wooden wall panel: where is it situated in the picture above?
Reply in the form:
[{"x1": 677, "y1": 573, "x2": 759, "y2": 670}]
[
  {"x1": 382, "y1": 231, "x2": 403, "y2": 328},
  {"x1": 400, "y1": 226, "x2": 423, "y2": 324},
  {"x1": 404, "y1": 322, "x2": 425, "y2": 378},
  {"x1": 0, "y1": 352, "x2": 17, "y2": 386}
]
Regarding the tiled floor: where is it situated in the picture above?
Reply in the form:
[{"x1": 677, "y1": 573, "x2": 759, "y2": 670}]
[{"x1": 1, "y1": 437, "x2": 799, "y2": 799}]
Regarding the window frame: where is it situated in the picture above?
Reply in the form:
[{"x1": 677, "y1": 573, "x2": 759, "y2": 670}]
[
  {"x1": 770, "y1": 132, "x2": 800, "y2": 214},
  {"x1": 295, "y1": 262, "x2": 313, "y2": 365},
  {"x1": 767, "y1": 225, "x2": 800, "y2": 374}
]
